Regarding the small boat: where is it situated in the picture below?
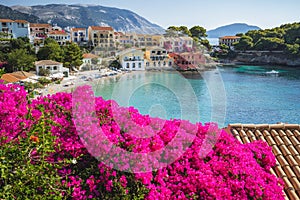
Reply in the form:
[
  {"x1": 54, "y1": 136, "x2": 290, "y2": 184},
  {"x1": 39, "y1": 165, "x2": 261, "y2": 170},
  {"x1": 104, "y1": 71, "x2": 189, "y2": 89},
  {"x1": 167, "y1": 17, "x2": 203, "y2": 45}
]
[{"x1": 266, "y1": 70, "x2": 279, "y2": 74}]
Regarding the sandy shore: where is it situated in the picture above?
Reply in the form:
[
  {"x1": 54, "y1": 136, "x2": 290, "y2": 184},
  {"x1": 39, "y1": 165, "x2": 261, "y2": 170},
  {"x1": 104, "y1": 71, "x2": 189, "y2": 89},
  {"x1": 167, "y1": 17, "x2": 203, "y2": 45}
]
[{"x1": 37, "y1": 69, "x2": 125, "y2": 97}]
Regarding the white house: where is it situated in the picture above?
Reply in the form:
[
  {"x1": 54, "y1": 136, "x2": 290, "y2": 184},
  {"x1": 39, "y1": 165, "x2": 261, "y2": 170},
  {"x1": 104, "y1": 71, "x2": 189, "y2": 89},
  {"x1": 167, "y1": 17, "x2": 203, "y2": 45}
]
[
  {"x1": 118, "y1": 48, "x2": 145, "y2": 71},
  {"x1": 48, "y1": 30, "x2": 69, "y2": 45},
  {"x1": 35, "y1": 60, "x2": 69, "y2": 77},
  {"x1": 70, "y1": 28, "x2": 87, "y2": 45},
  {"x1": 0, "y1": 19, "x2": 30, "y2": 39}
]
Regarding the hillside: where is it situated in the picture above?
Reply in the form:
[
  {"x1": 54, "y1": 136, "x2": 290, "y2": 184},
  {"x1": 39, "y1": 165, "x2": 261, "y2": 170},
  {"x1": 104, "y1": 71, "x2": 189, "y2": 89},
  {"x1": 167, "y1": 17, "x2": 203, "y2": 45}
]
[
  {"x1": 207, "y1": 23, "x2": 261, "y2": 38},
  {"x1": 0, "y1": 4, "x2": 41, "y2": 22},
  {"x1": 10, "y1": 4, "x2": 165, "y2": 34}
]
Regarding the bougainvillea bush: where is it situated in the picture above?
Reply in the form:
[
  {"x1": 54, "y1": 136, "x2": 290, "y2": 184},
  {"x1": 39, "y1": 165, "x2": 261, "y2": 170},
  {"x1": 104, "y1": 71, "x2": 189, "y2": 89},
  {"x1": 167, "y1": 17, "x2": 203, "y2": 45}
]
[{"x1": 0, "y1": 83, "x2": 284, "y2": 200}]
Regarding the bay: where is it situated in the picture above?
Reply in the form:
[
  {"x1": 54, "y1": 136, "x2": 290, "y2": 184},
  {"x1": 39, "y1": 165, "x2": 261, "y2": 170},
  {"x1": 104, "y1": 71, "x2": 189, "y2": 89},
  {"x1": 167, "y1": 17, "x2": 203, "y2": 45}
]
[{"x1": 93, "y1": 65, "x2": 300, "y2": 127}]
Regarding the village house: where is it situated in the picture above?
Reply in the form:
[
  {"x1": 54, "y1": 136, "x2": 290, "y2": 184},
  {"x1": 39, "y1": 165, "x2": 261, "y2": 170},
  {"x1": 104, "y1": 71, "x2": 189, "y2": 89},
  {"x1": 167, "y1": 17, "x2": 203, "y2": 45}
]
[
  {"x1": 29, "y1": 23, "x2": 53, "y2": 44},
  {"x1": 35, "y1": 60, "x2": 69, "y2": 77},
  {"x1": 145, "y1": 47, "x2": 173, "y2": 68},
  {"x1": 170, "y1": 51, "x2": 206, "y2": 70},
  {"x1": 118, "y1": 48, "x2": 145, "y2": 71},
  {"x1": 162, "y1": 36, "x2": 194, "y2": 53},
  {"x1": 88, "y1": 26, "x2": 115, "y2": 48},
  {"x1": 70, "y1": 28, "x2": 87, "y2": 45},
  {"x1": 47, "y1": 30, "x2": 69, "y2": 45},
  {"x1": 80, "y1": 53, "x2": 101, "y2": 71},
  {"x1": 0, "y1": 19, "x2": 30, "y2": 39},
  {"x1": 219, "y1": 36, "x2": 241, "y2": 49}
]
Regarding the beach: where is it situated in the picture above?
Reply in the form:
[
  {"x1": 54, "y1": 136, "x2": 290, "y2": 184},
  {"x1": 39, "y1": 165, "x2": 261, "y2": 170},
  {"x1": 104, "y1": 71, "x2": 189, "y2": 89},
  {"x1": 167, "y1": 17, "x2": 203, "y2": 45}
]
[{"x1": 37, "y1": 69, "x2": 125, "y2": 96}]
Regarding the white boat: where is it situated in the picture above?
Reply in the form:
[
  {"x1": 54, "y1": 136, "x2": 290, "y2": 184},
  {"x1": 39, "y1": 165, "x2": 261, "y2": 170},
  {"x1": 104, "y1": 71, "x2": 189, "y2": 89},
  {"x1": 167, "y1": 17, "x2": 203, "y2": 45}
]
[{"x1": 266, "y1": 70, "x2": 279, "y2": 74}]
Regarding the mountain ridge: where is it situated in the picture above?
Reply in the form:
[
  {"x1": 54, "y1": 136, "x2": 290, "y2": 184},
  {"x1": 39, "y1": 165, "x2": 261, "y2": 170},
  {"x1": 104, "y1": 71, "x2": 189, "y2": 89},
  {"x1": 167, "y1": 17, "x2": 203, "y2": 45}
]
[
  {"x1": 207, "y1": 23, "x2": 261, "y2": 38},
  {"x1": 7, "y1": 4, "x2": 165, "y2": 34}
]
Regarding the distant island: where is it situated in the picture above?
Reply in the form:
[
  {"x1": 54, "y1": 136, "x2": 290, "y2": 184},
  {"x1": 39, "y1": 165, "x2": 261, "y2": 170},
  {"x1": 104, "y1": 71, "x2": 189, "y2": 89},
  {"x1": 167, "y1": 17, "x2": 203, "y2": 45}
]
[{"x1": 207, "y1": 23, "x2": 261, "y2": 38}]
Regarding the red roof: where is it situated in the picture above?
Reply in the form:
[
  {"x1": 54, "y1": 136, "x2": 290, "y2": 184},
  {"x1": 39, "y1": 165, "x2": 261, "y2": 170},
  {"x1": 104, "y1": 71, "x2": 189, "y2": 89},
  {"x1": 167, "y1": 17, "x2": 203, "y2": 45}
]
[
  {"x1": 0, "y1": 19, "x2": 14, "y2": 23},
  {"x1": 90, "y1": 26, "x2": 114, "y2": 31},
  {"x1": 48, "y1": 30, "x2": 68, "y2": 35},
  {"x1": 14, "y1": 20, "x2": 29, "y2": 23},
  {"x1": 83, "y1": 53, "x2": 98, "y2": 59},
  {"x1": 219, "y1": 36, "x2": 241, "y2": 39},
  {"x1": 71, "y1": 28, "x2": 86, "y2": 31},
  {"x1": 30, "y1": 23, "x2": 52, "y2": 28}
]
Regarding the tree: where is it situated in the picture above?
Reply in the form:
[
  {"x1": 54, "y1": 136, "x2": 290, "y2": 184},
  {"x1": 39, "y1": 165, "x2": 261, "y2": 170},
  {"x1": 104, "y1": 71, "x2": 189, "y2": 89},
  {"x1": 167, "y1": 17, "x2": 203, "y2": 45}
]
[
  {"x1": 189, "y1": 26, "x2": 207, "y2": 39},
  {"x1": 234, "y1": 35, "x2": 254, "y2": 51},
  {"x1": 200, "y1": 39, "x2": 211, "y2": 51},
  {"x1": 63, "y1": 43, "x2": 83, "y2": 70},
  {"x1": 38, "y1": 68, "x2": 50, "y2": 76},
  {"x1": 37, "y1": 42, "x2": 64, "y2": 62},
  {"x1": 178, "y1": 26, "x2": 191, "y2": 36},
  {"x1": 109, "y1": 60, "x2": 122, "y2": 69},
  {"x1": 7, "y1": 49, "x2": 36, "y2": 71},
  {"x1": 254, "y1": 37, "x2": 285, "y2": 51}
]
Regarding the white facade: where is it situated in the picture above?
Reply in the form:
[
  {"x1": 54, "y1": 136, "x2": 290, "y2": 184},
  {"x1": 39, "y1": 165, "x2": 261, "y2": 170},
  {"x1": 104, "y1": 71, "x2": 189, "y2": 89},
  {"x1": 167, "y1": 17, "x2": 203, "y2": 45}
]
[
  {"x1": 118, "y1": 48, "x2": 145, "y2": 71},
  {"x1": 48, "y1": 31, "x2": 69, "y2": 45},
  {"x1": 35, "y1": 60, "x2": 69, "y2": 77},
  {"x1": 0, "y1": 19, "x2": 30, "y2": 39}
]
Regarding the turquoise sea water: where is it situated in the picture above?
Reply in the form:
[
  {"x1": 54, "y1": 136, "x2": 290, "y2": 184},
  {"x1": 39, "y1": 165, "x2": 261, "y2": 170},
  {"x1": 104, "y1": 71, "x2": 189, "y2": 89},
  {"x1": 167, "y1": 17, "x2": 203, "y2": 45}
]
[{"x1": 93, "y1": 65, "x2": 300, "y2": 127}]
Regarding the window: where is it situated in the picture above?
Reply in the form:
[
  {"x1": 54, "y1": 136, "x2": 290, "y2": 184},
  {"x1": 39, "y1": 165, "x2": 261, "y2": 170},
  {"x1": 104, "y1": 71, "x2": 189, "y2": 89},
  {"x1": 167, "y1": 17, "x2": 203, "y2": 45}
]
[
  {"x1": 126, "y1": 63, "x2": 130, "y2": 68},
  {"x1": 53, "y1": 66, "x2": 58, "y2": 70},
  {"x1": 132, "y1": 63, "x2": 136, "y2": 68},
  {"x1": 139, "y1": 63, "x2": 142, "y2": 68}
]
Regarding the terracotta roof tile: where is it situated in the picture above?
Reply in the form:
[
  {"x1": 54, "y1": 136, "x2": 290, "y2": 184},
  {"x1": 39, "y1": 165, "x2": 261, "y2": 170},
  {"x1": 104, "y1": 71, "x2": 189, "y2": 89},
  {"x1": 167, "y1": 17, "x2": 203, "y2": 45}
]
[
  {"x1": 30, "y1": 23, "x2": 52, "y2": 28},
  {"x1": 226, "y1": 123, "x2": 300, "y2": 199},
  {"x1": 0, "y1": 74, "x2": 20, "y2": 83},
  {"x1": 14, "y1": 20, "x2": 28, "y2": 23},
  {"x1": 71, "y1": 28, "x2": 86, "y2": 31},
  {"x1": 48, "y1": 30, "x2": 68, "y2": 35},
  {"x1": 35, "y1": 60, "x2": 62, "y2": 65},
  {"x1": 0, "y1": 19, "x2": 14, "y2": 23},
  {"x1": 90, "y1": 26, "x2": 113, "y2": 31}
]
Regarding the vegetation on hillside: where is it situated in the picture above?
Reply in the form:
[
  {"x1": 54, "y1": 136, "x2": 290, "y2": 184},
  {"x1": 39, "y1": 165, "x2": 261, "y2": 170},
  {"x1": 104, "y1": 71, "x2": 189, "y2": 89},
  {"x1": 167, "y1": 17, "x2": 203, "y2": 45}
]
[
  {"x1": 0, "y1": 37, "x2": 83, "y2": 74},
  {"x1": 165, "y1": 25, "x2": 211, "y2": 50},
  {"x1": 234, "y1": 22, "x2": 300, "y2": 56}
]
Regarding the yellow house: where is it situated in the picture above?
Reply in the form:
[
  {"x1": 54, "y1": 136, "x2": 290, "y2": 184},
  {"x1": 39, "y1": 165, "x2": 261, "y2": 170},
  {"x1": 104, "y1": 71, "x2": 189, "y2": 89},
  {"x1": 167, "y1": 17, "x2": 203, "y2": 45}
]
[
  {"x1": 145, "y1": 47, "x2": 173, "y2": 68},
  {"x1": 88, "y1": 26, "x2": 115, "y2": 48}
]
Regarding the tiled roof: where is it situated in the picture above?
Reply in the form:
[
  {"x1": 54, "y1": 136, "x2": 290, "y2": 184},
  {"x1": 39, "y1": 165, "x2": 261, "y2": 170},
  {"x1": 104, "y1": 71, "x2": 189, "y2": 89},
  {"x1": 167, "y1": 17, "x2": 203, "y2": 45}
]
[
  {"x1": 35, "y1": 60, "x2": 62, "y2": 66},
  {"x1": 219, "y1": 36, "x2": 241, "y2": 39},
  {"x1": 14, "y1": 20, "x2": 29, "y2": 23},
  {"x1": 30, "y1": 23, "x2": 52, "y2": 28},
  {"x1": 225, "y1": 124, "x2": 300, "y2": 200},
  {"x1": 0, "y1": 74, "x2": 20, "y2": 83},
  {"x1": 48, "y1": 30, "x2": 68, "y2": 35},
  {"x1": 71, "y1": 28, "x2": 86, "y2": 31},
  {"x1": 90, "y1": 26, "x2": 114, "y2": 31},
  {"x1": 11, "y1": 71, "x2": 35, "y2": 79},
  {"x1": 0, "y1": 19, "x2": 14, "y2": 23},
  {"x1": 83, "y1": 53, "x2": 98, "y2": 59}
]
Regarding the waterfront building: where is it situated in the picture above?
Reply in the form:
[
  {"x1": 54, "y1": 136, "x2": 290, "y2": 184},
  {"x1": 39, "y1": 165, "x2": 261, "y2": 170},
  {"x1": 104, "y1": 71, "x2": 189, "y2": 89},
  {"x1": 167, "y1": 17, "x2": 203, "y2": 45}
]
[
  {"x1": 145, "y1": 47, "x2": 173, "y2": 68},
  {"x1": 219, "y1": 36, "x2": 241, "y2": 49},
  {"x1": 0, "y1": 19, "x2": 30, "y2": 39},
  {"x1": 70, "y1": 28, "x2": 87, "y2": 45},
  {"x1": 170, "y1": 51, "x2": 205, "y2": 70},
  {"x1": 35, "y1": 60, "x2": 69, "y2": 77},
  {"x1": 117, "y1": 48, "x2": 145, "y2": 71}
]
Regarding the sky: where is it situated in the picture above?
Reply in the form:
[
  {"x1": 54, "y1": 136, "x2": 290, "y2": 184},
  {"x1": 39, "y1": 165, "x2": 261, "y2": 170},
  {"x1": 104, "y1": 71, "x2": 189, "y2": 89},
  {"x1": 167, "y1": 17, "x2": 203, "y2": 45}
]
[{"x1": 1, "y1": 0, "x2": 300, "y2": 30}]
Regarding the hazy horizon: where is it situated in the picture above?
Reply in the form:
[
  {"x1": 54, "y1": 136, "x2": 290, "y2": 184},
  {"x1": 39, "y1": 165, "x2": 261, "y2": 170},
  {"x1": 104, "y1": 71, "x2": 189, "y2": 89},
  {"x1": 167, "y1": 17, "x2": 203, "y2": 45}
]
[{"x1": 1, "y1": 0, "x2": 300, "y2": 30}]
